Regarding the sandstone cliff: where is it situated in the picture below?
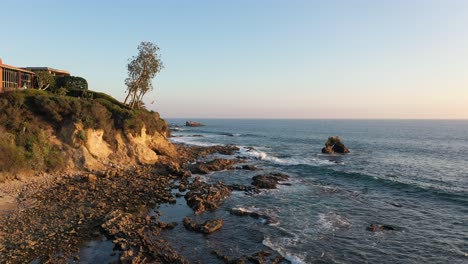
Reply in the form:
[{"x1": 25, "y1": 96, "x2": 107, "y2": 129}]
[{"x1": 0, "y1": 89, "x2": 176, "y2": 181}]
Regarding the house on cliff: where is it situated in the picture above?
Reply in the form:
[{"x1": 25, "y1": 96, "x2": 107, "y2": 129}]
[{"x1": 0, "y1": 58, "x2": 70, "y2": 93}]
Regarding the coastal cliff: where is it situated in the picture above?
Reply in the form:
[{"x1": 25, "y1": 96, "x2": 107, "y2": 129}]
[
  {"x1": 0, "y1": 90, "x2": 289, "y2": 263},
  {"x1": 0, "y1": 89, "x2": 175, "y2": 181}
]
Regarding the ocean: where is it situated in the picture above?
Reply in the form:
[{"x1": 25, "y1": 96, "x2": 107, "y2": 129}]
[{"x1": 162, "y1": 119, "x2": 468, "y2": 264}]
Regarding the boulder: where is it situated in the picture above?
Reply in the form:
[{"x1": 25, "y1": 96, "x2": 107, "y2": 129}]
[
  {"x1": 366, "y1": 224, "x2": 395, "y2": 232},
  {"x1": 321, "y1": 136, "x2": 350, "y2": 154},
  {"x1": 251, "y1": 173, "x2": 290, "y2": 189},
  {"x1": 228, "y1": 184, "x2": 258, "y2": 194},
  {"x1": 185, "y1": 121, "x2": 204, "y2": 127},
  {"x1": 230, "y1": 208, "x2": 278, "y2": 225},
  {"x1": 183, "y1": 217, "x2": 224, "y2": 234},
  {"x1": 241, "y1": 165, "x2": 258, "y2": 171}
]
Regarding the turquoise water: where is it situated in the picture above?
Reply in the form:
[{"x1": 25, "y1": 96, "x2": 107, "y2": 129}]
[{"x1": 165, "y1": 119, "x2": 468, "y2": 263}]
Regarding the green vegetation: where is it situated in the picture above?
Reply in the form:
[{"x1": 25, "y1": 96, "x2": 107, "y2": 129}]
[
  {"x1": 55, "y1": 76, "x2": 88, "y2": 90},
  {"x1": 0, "y1": 88, "x2": 169, "y2": 180},
  {"x1": 124, "y1": 41, "x2": 164, "y2": 109},
  {"x1": 35, "y1": 71, "x2": 55, "y2": 90},
  {"x1": 33, "y1": 72, "x2": 88, "y2": 92}
]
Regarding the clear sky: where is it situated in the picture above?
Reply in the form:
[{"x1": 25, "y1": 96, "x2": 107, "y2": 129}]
[{"x1": 1, "y1": 0, "x2": 468, "y2": 119}]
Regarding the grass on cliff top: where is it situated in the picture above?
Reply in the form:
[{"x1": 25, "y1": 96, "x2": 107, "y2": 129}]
[{"x1": 0, "y1": 89, "x2": 168, "y2": 178}]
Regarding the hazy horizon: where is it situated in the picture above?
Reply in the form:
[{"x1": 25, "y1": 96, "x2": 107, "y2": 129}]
[
  {"x1": 167, "y1": 117, "x2": 468, "y2": 120},
  {"x1": 2, "y1": 0, "x2": 468, "y2": 119}
]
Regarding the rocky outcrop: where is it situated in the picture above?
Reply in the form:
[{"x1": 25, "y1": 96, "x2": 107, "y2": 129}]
[
  {"x1": 185, "y1": 177, "x2": 232, "y2": 214},
  {"x1": 212, "y1": 249, "x2": 284, "y2": 264},
  {"x1": 183, "y1": 217, "x2": 224, "y2": 234},
  {"x1": 228, "y1": 184, "x2": 258, "y2": 194},
  {"x1": 230, "y1": 207, "x2": 278, "y2": 225},
  {"x1": 0, "y1": 165, "x2": 189, "y2": 263},
  {"x1": 189, "y1": 158, "x2": 240, "y2": 174},
  {"x1": 321, "y1": 136, "x2": 350, "y2": 154},
  {"x1": 252, "y1": 173, "x2": 290, "y2": 189},
  {"x1": 185, "y1": 121, "x2": 204, "y2": 127},
  {"x1": 366, "y1": 224, "x2": 395, "y2": 232},
  {"x1": 176, "y1": 144, "x2": 240, "y2": 163},
  {"x1": 57, "y1": 122, "x2": 178, "y2": 171},
  {"x1": 239, "y1": 164, "x2": 258, "y2": 171}
]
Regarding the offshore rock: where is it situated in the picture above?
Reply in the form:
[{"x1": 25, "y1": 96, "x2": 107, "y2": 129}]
[
  {"x1": 321, "y1": 136, "x2": 350, "y2": 154},
  {"x1": 252, "y1": 173, "x2": 290, "y2": 189},
  {"x1": 185, "y1": 121, "x2": 205, "y2": 127},
  {"x1": 240, "y1": 164, "x2": 259, "y2": 171},
  {"x1": 230, "y1": 207, "x2": 278, "y2": 225},
  {"x1": 366, "y1": 224, "x2": 395, "y2": 232},
  {"x1": 183, "y1": 217, "x2": 224, "y2": 234},
  {"x1": 228, "y1": 184, "x2": 258, "y2": 194}
]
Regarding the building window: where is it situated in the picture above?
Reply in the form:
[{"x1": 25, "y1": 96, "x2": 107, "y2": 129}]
[
  {"x1": 21, "y1": 73, "x2": 32, "y2": 88},
  {"x1": 2, "y1": 69, "x2": 18, "y2": 89}
]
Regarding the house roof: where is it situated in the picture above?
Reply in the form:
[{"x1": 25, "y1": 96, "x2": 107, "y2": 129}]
[
  {"x1": 21, "y1": 67, "x2": 70, "y2": 75},
  {"x1": 0, "y1": 62, "x2": 35, "y2": 74}
]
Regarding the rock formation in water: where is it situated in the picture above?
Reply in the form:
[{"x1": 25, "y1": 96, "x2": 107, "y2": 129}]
[
  {"x1": 185, "y1": 121, "x2": 204, "y2": 127},
  {"x1": 321, "y1": 136, "x2": 350, "y2": 154},
  {"x1": 183, "y1": 217, "x2": 224, "y2": 234},
  {"x1": 252, "y1": 172, "x2": 290, "y2": 189}
]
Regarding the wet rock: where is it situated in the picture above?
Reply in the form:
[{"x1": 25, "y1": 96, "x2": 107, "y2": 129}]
[
  {"x1": 366, "y1": 224, "x2": 395, "y2": 232},
  {"x1": 178, "y1": 183, "x2": 187, "y2": 192},
  {"x1": 321, "y1": 136, "x2": 350, "y2": 154},
  {"x1": 185, "y1": 178, "x2": 232, "y2": 214},
  {"x1": 247, "y1": 250, "x2": 271, "y2": 264},
  {"x1": 189, "y1": 158, "x2": 240, "y2": 175},
  {"x1": 156, "y1": 221, "x2": 178, "y2": 229},
  {"x1": 212, "y1": 249, "x2": 284, "y2": 264},
  {"x1": 154, "y1": 158, "x2": 191, "y2": 178},
  {"x1": 228, "y1": 184, "x2": 258, "y2": 194},
  {"x1": 252, "y1": 173, "x2": 290, "y2": 189},
  {"x1": 230, "y1": 208, "x2": 278, "y2": 225},
  {"x1": 386, "y1": 201, "x2": 403, "y2": 208},
  {"x1": 185, "y1": 121, "x2": 205, "y2": 127},
  {"x1": 176, "y1": 144, "x2": 240, "y2": 162},
  {"x1": 183, "y1": 217, "x2": 224, "y2": 234},
  {"x1": 240, "y1": 165, "x2": 258, "y2": 171}
]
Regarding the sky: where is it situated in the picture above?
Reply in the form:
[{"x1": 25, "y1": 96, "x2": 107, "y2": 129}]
[{"x1": 1, "y1": 0, "x2": 468, "y2": 119}]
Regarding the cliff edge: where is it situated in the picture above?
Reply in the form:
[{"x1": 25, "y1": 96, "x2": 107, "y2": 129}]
[{"x1": 0, "y1": 89, "x2": 176, "y2": 182}]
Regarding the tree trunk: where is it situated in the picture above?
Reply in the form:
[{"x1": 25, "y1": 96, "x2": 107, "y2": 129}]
[{"x1": 123, "y1": 89, "x2": 131, "y2": 104}]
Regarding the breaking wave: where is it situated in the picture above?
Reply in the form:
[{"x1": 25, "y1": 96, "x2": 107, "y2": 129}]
[{"x1": 262, "y1": 236, "x2": 307, "y2": 264}]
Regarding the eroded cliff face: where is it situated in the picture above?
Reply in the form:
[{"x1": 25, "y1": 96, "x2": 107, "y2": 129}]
[{"x1": 58, "y1": 122, "x2": 177, "y2": 171}]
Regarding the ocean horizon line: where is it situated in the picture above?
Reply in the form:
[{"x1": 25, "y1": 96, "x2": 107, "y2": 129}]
[{"x1": 165, "y1": 117, "x2": 468, "y2": 121}]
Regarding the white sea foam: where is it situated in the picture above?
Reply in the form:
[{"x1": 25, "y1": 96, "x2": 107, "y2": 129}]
[
  {"x1": 262, "y1": 236, "x2": 307, "y2": 264},
  {"x1": 239, "y1": 147, "x2": 301, "y2": 165},
  {"x1": 231, "y1": 206, "x2": 279, "y2": 225},
  {"x1": 317, "y1": 212, "x2": 351, "y2": 231},
  {"x1": 239, "y1": 146, "x2": 336, "y2": 166},
  {"x1": 169, "y1": 136, "x2": 217, "y2": 147},
  {"x1": 232, "y1": 206, "x2": 261, "y2": 214}
]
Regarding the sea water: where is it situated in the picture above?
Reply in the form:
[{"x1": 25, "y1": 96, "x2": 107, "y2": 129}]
[{"x1": 164, "y1": 119, "x2": 468, "y2": 263}]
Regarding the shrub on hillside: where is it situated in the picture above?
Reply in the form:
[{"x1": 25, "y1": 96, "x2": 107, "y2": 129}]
[
  {"x1": 0, "y1": 132, "x2": 26, "y2": 178},
  {"x1": 55, "y1": 76, "x2": 88, "y2": 90}
]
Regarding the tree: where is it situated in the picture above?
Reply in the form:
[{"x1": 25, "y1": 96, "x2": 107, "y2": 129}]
[
  {"x1": 55, "y1": 76, "x2": 88, "y2": 90},
  {"x1": 35, "y1": 71, "x2": 55, "y2": 90},
  {"x1": 124, "y1": 42, "x2": 164, "y2": 109}
]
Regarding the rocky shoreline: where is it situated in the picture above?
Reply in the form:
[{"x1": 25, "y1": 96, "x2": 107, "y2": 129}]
[{"x1": 0, "y1": 144, "x2": 290, "y2": 264}]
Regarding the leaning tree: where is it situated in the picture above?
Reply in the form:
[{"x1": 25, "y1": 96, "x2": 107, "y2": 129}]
[
  {"x1": 35, "y1": 71, "x2": 55, "y2": 90},
  {"x1": 124, "y1": 41, "x2": 164, "y2": 109}
]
